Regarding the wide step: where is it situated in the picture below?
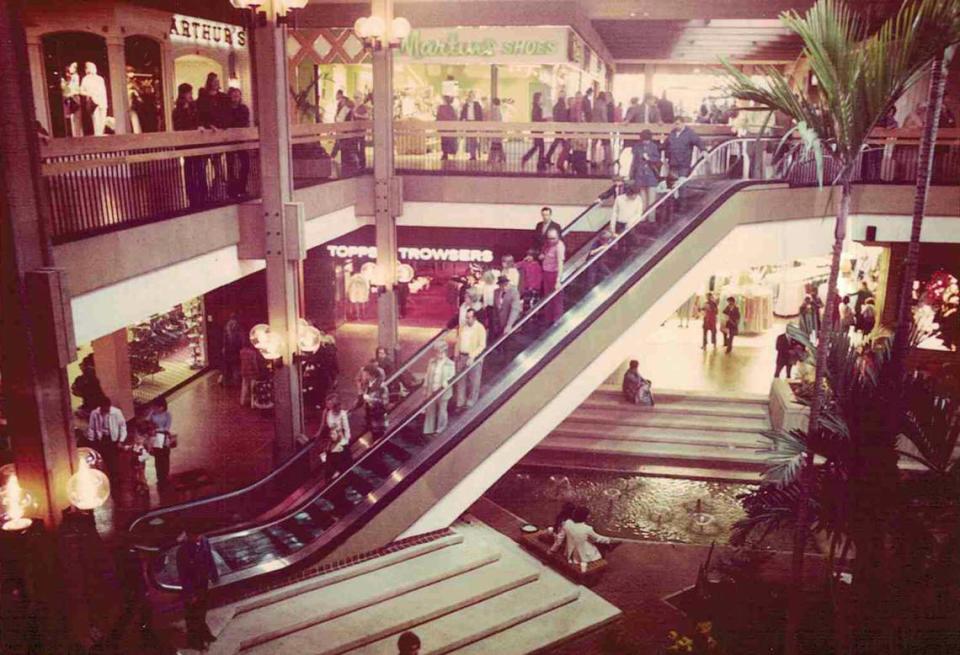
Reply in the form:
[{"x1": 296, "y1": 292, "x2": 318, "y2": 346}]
[
  {"x1": 549, "y1": 423, "x2": 764, "y2": 450},
  {"x1": 350, "y1": 569, "x2": 579, "y2": 655},
  {"x1": 565, "y1": 408, "x2": 768, "y2": 433},
  {"x1": 244, "y1": 554, "x2": 540, "y2": 655},
  {"x1": 539, "y1": 436, "x2": 768, "y2": 465},
  {"x1": 449, "y1": 591, "x2": 621, "y2": 655},
  {"x1": 580, "y1": 396, "x2": 770, "y2": 420},
  {"x1": 219, "y1": 538, "x2": 497, "y2": 653}
]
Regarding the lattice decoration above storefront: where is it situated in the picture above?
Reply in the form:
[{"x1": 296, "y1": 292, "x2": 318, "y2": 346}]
[{"x1": 288, "y1": 28, "x2": 372, "y2": 67}]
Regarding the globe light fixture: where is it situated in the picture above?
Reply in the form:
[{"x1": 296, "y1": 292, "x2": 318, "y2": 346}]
[
  {"x1": 1, "y1": 473, "x2": 34, "y2": 532},
  {"x1": 76, "y1": 446, "x2": 104, "y2": 471},
  {"x1": 66, "y1": 459, "x2": 110, "y2": 511},
  {"x1": 354, "y1": 13, "x2": 411, "y2": 49},
  {"x1": 250, "y1": 323, "x2": 271, "y2": 350},
  {"x1": 297, "y1": 318, "x2": 322, "y2": 354}
]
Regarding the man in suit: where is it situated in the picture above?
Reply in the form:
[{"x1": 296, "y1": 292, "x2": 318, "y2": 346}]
[
  {"x1": 459, "y1": 90, "x2": 484, "y2": 160},
  {"x1": 422, "y1": 341, "x2": 455, "y2": 435},
  {"x1": 722, "y1": 296, "x2": 741, "y2": 354},
  {"x1": 532, "y1": 206, "x2": 563, "y2": 250},
  {"x1": 775, "y1": 327, "x2": 795, "y2": 378},
  {"x1": 493, "y1": 275, "x2": 522, "y2": 337},
  {"x1": 177, "y1": 530, "x2": 220, "y2": 650},
  {"x1": 664, "y1": 117, "x2": 705, "y2": 200}
]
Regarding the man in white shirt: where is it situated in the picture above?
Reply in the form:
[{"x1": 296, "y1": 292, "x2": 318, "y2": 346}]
[
  {"x1": 80, "y1": 62, "x2": 109, "y2": 135},
  {"x1": 86, "y1": 396, "x2": 127, "y2": 478},
  {"x1": 549, "y1": 506, "x2": 616, "y2": 568},
  {"x1": 423, "y1": 340, "x2": 456, "y2": 434},
  {"x1": 609, "y1": 183, "x2": 647, "y2": 234},
  {"x1": 455, "y1": 308, "x2": 487, "y2": 410}
]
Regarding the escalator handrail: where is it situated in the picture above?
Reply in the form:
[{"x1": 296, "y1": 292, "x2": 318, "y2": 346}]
[{"x1": 150, "y1": 139, "x2": 780, "y2": 590}]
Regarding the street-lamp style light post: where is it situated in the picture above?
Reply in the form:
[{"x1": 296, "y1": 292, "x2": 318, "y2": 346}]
[{"x1": 353, "y1": 14, "x2": 411, "y2": 50}]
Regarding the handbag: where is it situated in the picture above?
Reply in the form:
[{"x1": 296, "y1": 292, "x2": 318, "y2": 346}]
[{"x1": 167, "y1": 432, "x2": 178, "y2": 449}]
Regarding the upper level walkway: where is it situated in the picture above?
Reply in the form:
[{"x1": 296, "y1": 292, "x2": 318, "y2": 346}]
[{"x1": 40, "y1": 122, "x2": 960, "y2": 244}]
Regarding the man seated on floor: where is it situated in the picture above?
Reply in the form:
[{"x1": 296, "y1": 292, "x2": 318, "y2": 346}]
[{"x1": 549, "y1": 506, "x2": 620, "y2": 570}]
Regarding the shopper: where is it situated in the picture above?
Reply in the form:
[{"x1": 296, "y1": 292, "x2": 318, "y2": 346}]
[
  {"x1": 437, "y1": 96, "x2": 458, "y2": 160},
  {"x1": 225, "y1": 87, "x2": 251, "y2": 198},
  {"x1": 775, "y1": 328, "x2": 795, "y2": 379},
  {"x1": 532, "y1": 206, "x2": 562, "y2": 250},
  {"x1": 518, "y1": 249, "x2": 544, "y2": 312},
  {"x1": 722, "y1": 296, "x2": 741, "y2": 354},
  {"x1": 239, "y1": 343, "x2": 260, "y2": 407},
  {"x1": 456, "y1": 287, "x2": 484, "y2": 330},
  {"x1": 319, "y1": 394, "x2": 352, "y2": 477},
  {"x1": 860, "y1": 298, "x2": 877, "y2": 335},
  {"x1": 196, "y1": 73, "x2": 227, "y2": 130},
  {"x1": 352, "y1": 92, "x2": 371, "y2": 169},
  {"x1": 172, "y1": 83, "x2": 207, "y2": 208},
  {"x1": 549, "y1": 506, "x2": 615, "y2": 568},
  {"x1": 71, "y1": 354, "x2": 104, "y2": 418},
  {"x1": 356, "y1": 365, "x2": 390, "y2": 441},
  {"x1": 848, "y1": 280, "x2": 874, "y2": 325},
  {"x1": 657, "y1": 91, "x2": 676, "y2": 123},
  {"x1": 629, "y1": 129, "x2": 662, "y2": 212},
  {"x1": 148, "y1": 397, "x2": 174, "y2": 491},
  {"x1": 397, "y1": 631, "x2": 421, "y2": 655},
  {"x1": 622, "y1": 359, "x2": 654, "y2": 406},
  {"x1": 540, "y1": 228, "x2": 566, "y2": 324},
  {"x1": 521, "y1": 92, "x2": 547, "y2": 169},
  {"x1": 460, "y1": 90, "x2": 484, "y2": 160},
  {"x1": 609, "y1": 182, "x2": 645, "y2": 235},
  {"x1": 664, "y1": 117, "x2": 705, "y2": 200},
  {"x1": 545, "y1": 92, "x2": 568, "y2": 166},
  {"x1": 585, "y1": 228, "x2": 616, "y2": 288},
  {"x1": 176, "y1": 530, "x2": 220, "y2": 651},
  {"x1": 220, "y1": 313, "x2": 244, "y2": 386},
  {"x1": 493, "y1": 275, "x2": 522, "y2": 337},
  {"x1": 86, "y1": 396, "x2": 128, "y2": 481},
  {"x1": 701, "y1": 292, "x2": 719, "y2": 350},
  {"x1": 799, "y1": 294, "x2": 822, "y2": 336},
  {"x1": 839, "y1": 296, "x2": 856, "y2": 334},
  {"x1": 500, "y1": 254, "x2": 520, "y2": 288},
  {"x1": 454, "y1": 308, "x2": 487, "y2": 410},
  {"x1": 590, "y1": 91, "x2": 611, "y2": 169},
  {"x1": 422, "y1": 340, "x2": 455, "y2": 435},
  {"x1": 488, "y1": 98, "x2": 506, "y2": 163}
]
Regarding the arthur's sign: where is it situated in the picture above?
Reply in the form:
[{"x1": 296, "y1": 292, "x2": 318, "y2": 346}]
[{"x1": 170, "y1": 15, "x2": 246, "y2": 49}]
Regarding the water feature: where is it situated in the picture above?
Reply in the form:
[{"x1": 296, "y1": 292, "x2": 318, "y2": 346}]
[{"x1": 488, "y1": 468, "x2": 792, "y2": 549}]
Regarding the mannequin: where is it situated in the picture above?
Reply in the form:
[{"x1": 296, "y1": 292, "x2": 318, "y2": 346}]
[
  {"x1": 61, "y1": 62, "x2": 82, "y2": 137},
  {"x1": 80, "y1": 62, "x2": 108, "y2": 135},
  {"x1": 348, "y1": 272, "x2": 371, "y2": 319}
]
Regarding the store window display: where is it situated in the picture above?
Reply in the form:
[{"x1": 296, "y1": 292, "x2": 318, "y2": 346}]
[
  {"x1": 42, "y1": 31, "x2": 112, "y2": 137},
  {"x1": 124, "y1": 35, "x2": 164, "y2": 133}
]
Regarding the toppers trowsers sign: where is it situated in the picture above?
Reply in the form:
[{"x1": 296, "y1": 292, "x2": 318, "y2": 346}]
[
  {"x1": 396, "y1": 26, "x2": 569, "y2": 64},
  {"x1": 170, "y1": 15, "x2": 247, "y2": 49}
]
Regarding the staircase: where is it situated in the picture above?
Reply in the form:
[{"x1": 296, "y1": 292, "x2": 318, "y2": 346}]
[
  {"x1": 193, "y1": 519, "x2": 620, "y2": 655},
  {"x1": 530, "y1": 386, "x2": 771, "y2": 481}
]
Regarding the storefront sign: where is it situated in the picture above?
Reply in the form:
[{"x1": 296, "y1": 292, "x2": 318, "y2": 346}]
[
  {"x1": 169, "y1": 15, "x2": 246, "y2": 49},
  {"x1": 397, "y1": 26, "x2": 569, "y2": 64},
  {"x1": 325, "y1": 244, "x2": 494, "y2": 263}
]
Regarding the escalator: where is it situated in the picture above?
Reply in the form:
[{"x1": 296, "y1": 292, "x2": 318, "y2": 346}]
[
  {"x1": 127, "y1": 182, "x2": 610, "y2": 549},
  {"x1": 141, "y1": 138, "x2": 781, "y2": 591}
]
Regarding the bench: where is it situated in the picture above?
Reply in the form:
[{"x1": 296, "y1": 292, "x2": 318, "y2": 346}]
[{"x1": 519, "y1": 529, "x2": 609, "y2": 584}]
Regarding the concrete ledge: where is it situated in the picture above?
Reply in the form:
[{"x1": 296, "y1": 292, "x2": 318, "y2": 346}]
[{"x1": 768, "y1": 379, "x2": 809, "y2": 433}]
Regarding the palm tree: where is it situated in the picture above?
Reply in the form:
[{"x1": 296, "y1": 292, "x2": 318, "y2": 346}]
[
  {"x1": 732, "y1": 326, "x2": 960, "y2": 652},
  {"x1": 721, "y1": 2, "x2": 960, "y2": 652}
]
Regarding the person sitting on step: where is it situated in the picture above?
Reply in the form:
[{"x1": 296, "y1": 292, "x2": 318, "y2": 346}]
[{"x1": 622, "y1": 359, "x2": 655, "y2": 406}]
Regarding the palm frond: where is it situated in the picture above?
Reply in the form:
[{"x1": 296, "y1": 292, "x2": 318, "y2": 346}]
[{"x1": 757, "y1": 428, "x2": 810, "y2": 485}]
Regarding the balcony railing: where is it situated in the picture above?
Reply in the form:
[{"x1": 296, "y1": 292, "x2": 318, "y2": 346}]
[
  {"x1": 38, "y1": 124, "x2": 960, "y2": 244},
  {"x1": 41, "y1": 128, "x2": 260, "y2": 244}
]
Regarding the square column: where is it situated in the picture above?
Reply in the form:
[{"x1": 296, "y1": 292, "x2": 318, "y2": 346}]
[
  {"x1": 106, "y1": 37, "x2": 128, "y2": 135},
  {"x1": 254, "y1": 13, "x2": 304, "y2": 460}
]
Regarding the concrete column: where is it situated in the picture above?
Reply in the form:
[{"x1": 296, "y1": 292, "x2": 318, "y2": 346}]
[
  {"x1": 255, "y1": 10, "x2": 304, "y2": 460},
  {"x1": 373, "y1": 0, "x2": 400, "y2": 354},
  {"x1": 0, "y1": 0, "x2": 76, "y2": 530},
  {"x1": 91, "y1": 330, "x2": 135, "y2": 420},
  {"x1": 26, "y1": 36, "x2": 51, "y2": 133},
  {"x1": 105, "y1": 38, "x2": 128, "y2": 135},
  {"x1": 161, "y1": 41, "x2": 176, "y2": 131},
  {"x1": 643, "y1": 63, "x2": 655, "y2": 99},
  {"x1": 490, "y1": 64, "x2": 498, "y2": 101}
]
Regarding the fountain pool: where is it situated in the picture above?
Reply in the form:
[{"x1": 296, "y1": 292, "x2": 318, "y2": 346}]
[{"x1": 485, "y1": 468, "x2": 792, "y2": 549}]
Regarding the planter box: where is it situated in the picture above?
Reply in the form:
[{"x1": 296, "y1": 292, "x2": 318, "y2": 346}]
[{"x1": 769, "y1": 379, "x2": 809, "y2": 433}]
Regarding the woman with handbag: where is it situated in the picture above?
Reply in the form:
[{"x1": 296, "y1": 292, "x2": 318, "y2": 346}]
[
  {"x1": 320, "y1": 394, "x2": 352, "y2": 478},
  {"x1": 148, "y1": 397, "x2": 175, "y2": 491}
]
